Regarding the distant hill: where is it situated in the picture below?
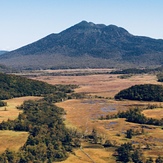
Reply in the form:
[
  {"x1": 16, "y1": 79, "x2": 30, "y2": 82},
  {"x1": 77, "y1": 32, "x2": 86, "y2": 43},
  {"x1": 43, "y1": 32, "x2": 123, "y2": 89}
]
[
  {"x1": 0, "y1": 72, "x2": 57, "y2": 100},
  {"x1": 0, "y1": 64, "x2": 13, "y2": 73},
  {"x1": 0, "y1": 21, "x2": 163, "y2": 69},
  {"x1": 0, "y1": 51, "x2": 8, "y2": 55}
]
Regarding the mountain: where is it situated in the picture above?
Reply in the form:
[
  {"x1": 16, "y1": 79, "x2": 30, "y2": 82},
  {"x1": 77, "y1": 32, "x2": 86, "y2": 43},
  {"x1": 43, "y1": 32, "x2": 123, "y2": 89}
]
[
  {"x1": 0, "y1": 51, "x2": 8, "y2": 55},
  {"x1": 0, "y1": 64, "x2": 13, "y2": 73},
  {"x1": 1, "y1": 21, "x2": 163, "y2": 69}
]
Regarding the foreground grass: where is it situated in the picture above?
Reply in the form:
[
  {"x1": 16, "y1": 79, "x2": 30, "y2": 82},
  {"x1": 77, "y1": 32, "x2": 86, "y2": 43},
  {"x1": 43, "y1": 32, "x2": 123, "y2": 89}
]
[
  {"x1": 0, "y1": 96, "x2": 42, "y2": 122},
  {"x1": 142, "y1": 108, "x2": 163, "y2": 119},
  {"x1": 34, "y1": 73, "x2": 158, "y2": 98},
  {"x1": 0, "y1": 130, "x2": 28, "y2": 154},
  {"x1": 56, "y1": 98, "x2": 163, "y2": 162},
  {"x1": 0, "y1": 96, "x2": 41, "y2": 154},
  {"x1": 56, "y1": 142, "x2": 116, "y2": 163}
]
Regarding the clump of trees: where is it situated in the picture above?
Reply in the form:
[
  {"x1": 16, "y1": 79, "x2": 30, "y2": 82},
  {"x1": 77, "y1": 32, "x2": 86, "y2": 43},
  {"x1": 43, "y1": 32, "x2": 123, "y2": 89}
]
[
  {"x1": 157, "y1": 73, "x2": 163, "y2": 82},
  {"x1": 0, "y1": 73, "x2": 81, "y2": 162},
  {"x1": 0, "y1": 72, "x2": 77, "y2": 100},
  {"x1": 116, "y1": 143, "x2": 163, "y2": 163},
  {"x1": 0, "y1": 100, "x2": 6, "y2": 107},
  {"x1": 116, "y1": 143, "x2": 139, "y2": 163},
  {"x1": 110, "y1": 68, "x2": 154, "y2": 75},
  {"x1": 100, "y1": 107, "x2": 163, "y2": 126},
  {"x1": 0, "y1": 100, "x2": 80, "y2": 162},
  {"x1": 118, "y1": 108, "x2": 163, "y2": 126},
  {"x1": 110, "y1": 66, "x2": 163, "y2": 75},
  {"x1": 115, "y1": 84, "x2": 163, "y2": 102}
]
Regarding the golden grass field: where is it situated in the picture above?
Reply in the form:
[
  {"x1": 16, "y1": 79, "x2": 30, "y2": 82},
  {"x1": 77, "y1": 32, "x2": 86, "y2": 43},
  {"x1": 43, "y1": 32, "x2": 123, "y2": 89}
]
[
  {"x1": 56, "y1": 145, "x2": 116, "y2": 163},
  {"x1": 0, "y1": 96, "x2": 41, "y2": 154},
  {"x1": 0, "y1": 130, "x2": 28, "y2": 154},
  {"x1": 33, "y1": 73, "x2": 158, "y2": 98},
  {"x1": 31, "y1": 70, "x2": 163, "y2": 162},
  {"x1": 0, "y1": 96, "x2": 41, "y2": 122},
  {"x1": 0, "y1": 70, "x2": 162, "y2": 161},
  {"x1": 142, "y1": 109, "x2": 163, "y2": 119}
]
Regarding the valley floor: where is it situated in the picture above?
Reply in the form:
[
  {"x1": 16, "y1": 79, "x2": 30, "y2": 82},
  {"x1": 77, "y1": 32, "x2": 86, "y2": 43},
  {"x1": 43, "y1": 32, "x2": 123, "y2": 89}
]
[
  {"x1": 29, "y1": 70, "x2": 163, "y2": 162},
  {"x1": 1, "y1": 70, "x2": 162, "y2": 162}
]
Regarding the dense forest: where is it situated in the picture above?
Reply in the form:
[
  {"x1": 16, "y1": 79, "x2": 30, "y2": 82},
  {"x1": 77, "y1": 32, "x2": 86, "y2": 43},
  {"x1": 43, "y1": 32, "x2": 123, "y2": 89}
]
[
  {"x1": 110, "y1": 66, "x2": 163, "y2": 75},
  {"x1": 0, "y1": 72, "x2": 76, "y2": 109},
  {"x1": 0, "y1": 100, "x2": 80, "y2": 162},
  {"x1": 0, "y1": 72, "x2": 55, "y2": 99},
  {"x1": 115, "y1": 84, "x2": 163, "y2": 101},
  {"x1": 110, "y1": 68, "x2": 153, "y2": 74},
  {"x1": 0, "y1": 73, "x2": 80, "y2": 162}
]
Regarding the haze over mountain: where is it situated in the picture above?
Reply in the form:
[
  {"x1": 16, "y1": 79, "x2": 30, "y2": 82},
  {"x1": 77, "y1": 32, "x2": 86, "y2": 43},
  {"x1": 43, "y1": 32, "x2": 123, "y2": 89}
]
[
  {"x1": 0, "y1": 51, "x2": 8, "y2": 55},
  {"x1": 1, "y1": 21, "x2": 163, "y2": 69}
]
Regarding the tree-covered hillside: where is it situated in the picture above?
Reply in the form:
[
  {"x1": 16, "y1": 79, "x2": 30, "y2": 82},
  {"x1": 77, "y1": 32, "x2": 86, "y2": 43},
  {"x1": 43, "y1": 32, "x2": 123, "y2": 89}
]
[
  {"x1": 0, "y1": 51, "x2": 8, "y2": 55},
  {"x1": 115, "y1": 84, "x2": 163, "y2": 101},
  {"x1": 0, "y1": 73, "x2": 75, "y2": 100},
  {"x1": 0, "y1": 73, "x2": 80, "y2": 162},
  {"x1": 1, "y1": 21, "x2": 163, "y2": 69}
]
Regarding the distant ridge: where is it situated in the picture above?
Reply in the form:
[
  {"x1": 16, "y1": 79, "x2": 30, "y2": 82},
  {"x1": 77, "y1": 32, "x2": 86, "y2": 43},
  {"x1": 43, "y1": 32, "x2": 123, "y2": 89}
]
[
  {"x1": 0, "y1": 51, "x2": 8, "y2": 55},
  {"x1": 0, "y1": 21, "x2": 163, "y2": 69}
]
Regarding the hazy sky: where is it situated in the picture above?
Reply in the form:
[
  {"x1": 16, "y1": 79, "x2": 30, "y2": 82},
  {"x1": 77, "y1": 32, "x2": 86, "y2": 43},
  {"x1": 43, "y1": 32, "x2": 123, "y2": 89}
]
[{"x1": 0, "y1": 0, "x2": 163, "y2": 50}]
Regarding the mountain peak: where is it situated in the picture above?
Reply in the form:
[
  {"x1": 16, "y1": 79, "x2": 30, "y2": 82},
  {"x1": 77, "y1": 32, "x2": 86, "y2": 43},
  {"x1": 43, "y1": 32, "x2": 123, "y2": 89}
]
[
  {"x1": 65, "y1": 21, "x2": 129, "y2": 37},
  {"x1": 76, "y1": 20, "x2": 106, "y2": 28},
  {"x1": 1, "y1": 21, "x2": 163, "y2": 69}
]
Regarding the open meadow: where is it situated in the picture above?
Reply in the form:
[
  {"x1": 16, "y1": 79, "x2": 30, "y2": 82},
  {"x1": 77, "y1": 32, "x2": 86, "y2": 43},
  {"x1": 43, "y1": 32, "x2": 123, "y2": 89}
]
[
  {"x1": 30, "y1": 69, "x2": 163, "y2": 162},
  {"x1": 0, "y1": 96, "x2": 41, "y2": 122},
  {"x1": 0, "y1": 69, "x2": 162, "y2": 162},
  {"x1": 32, "y1": 71, "x2": 158, "y2": 98},
  {"x1": 0, "y1": 96, "x2": 41, "y2": 154}
]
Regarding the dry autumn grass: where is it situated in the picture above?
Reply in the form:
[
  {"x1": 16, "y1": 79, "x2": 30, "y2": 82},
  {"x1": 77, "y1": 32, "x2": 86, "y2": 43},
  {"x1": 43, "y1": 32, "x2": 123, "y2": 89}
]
[
  {"x1": 0, "y1": 130, "x2": 28, "y2": 154},
  {"x1": 0, "y1": 96, "x2": 41, "y2": 154},
  {"x1": 33, "y1": 73, "x2": 158, "y2": 98},
  {"x1": 142, "y1": 109, "x2": 163, "y2": 119},
  {"x1": 4, "y1": 70, "x2": 161, "y2": 162},
  {"x1": 56, "y1": 143, "x2": 116, "y2": 163},
  {"x1": 0, "y1": 96, "x2": 41, "y2": 122},
  {"x1": 56, "y1": 98, "x2": 163, "y2": 161},
  {"x1": 30, "y1": 70, "x2": 163, "y2": 162}
]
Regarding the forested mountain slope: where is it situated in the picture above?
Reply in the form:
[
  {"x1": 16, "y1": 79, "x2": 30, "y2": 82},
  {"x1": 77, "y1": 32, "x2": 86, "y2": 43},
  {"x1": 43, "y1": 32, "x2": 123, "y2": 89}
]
[{"x1": 1, "y1": 21, "x2": 163, "y2": 69}]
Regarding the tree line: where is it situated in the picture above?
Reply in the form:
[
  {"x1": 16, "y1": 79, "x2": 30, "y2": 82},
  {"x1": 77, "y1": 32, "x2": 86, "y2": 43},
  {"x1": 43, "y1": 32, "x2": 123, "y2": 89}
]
[
  {"x1": 118, "y1": 108, "x2": 163, "y2": 126},
  {"x1": 0, "y1": 73, "x2": 81, "y2": 162},
  {"x1": 115, "y1": 84, "x2": 163, "y2": 102},
  {"x1": 0, "y1": 72, "x2": 77, "y2": 100},
  {"x1": 0, "y1": 100, "x2": 80, "y2": 162},
  {"x1": 116, "y1": 142, "x2": 163, "y2": 163},
  {"x1": 101, "y1": 107, "x2": 163, "y2": 126}
]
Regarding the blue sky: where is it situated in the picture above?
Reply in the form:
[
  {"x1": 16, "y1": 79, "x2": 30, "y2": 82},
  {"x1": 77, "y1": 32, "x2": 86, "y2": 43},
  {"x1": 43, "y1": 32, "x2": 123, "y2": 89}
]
[{"x1": 0, "y1": 0, "x2": 163, "y2": 50}]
